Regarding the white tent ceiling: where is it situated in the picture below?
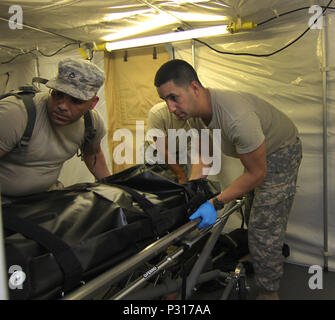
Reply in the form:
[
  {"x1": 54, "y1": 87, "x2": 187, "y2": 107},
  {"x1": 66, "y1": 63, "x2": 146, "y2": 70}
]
[{"x1": 0, "y1": 0, "x2": 329, "y2": 63}]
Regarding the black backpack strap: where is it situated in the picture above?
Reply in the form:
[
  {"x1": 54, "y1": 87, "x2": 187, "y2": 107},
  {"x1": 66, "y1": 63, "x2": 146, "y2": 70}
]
[
  {"x1": 32, "y1": 77, "x2": 48, "y2": 85},
  {"x1": 77, "y1": 110, "x2": 96, "y2": 161},
  {"x1": 2, "y1": 212, "x2": 84, "y2": 294},
  {"x1": 18, "y1": 93, "x2": 37, "y2": 149},
  {"x1": 0, "y1": 89, "x2": 37, "y2": 151}
]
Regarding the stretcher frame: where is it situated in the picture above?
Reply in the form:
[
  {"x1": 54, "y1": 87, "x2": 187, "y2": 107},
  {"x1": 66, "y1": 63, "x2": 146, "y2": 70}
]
[{"x1": 62, "y1": 198, "x2": 247, "y2": 301}]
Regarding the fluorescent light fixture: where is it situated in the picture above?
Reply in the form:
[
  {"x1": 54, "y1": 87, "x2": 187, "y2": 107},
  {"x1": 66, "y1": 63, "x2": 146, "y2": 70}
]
[
  {"x1": 103, "y1": 13, "x2": 178, "y2": 42},
  {"x1": 105, "y1": 25, "x2": 229, "y2": 51},
  {"x1": 103, "y1": 10, "x2": 150, "y2": 21},
  {"x1": 167, "y1": 12, "x2": 227, "y2": 22}
]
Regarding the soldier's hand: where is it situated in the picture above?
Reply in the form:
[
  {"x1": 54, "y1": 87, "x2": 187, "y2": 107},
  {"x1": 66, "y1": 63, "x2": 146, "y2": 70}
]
[{"x1": 189, "y1": 200, "x2": 217, "y2": 229}]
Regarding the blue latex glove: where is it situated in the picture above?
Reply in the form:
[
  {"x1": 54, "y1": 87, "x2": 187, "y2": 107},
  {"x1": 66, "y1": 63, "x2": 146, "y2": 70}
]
[{"x1": 189, "y1": 200, "x2": 217, "y2": 229}]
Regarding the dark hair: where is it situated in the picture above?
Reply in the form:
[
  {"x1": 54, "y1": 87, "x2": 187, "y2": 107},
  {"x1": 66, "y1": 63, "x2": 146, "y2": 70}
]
[{"x1": 154, "y1": 59, "x2": 202, "y2": 88}]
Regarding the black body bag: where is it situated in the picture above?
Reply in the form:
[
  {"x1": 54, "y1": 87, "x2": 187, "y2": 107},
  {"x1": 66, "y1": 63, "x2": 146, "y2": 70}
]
[{"x1": 2, "y1": 164, "x2": 219, "y2": 300}]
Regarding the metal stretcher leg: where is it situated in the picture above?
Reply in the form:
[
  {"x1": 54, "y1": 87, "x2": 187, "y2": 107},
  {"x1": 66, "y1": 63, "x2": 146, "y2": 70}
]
[
  {"x1": 220, "y1": 262, "x2": 249, "y2": 300},
  {"x1": 183, "y1": 200, "x2": 245, "y2": 300},
  {"x1": 183, "y1": 219, "x2": 226, "y2": 299}
]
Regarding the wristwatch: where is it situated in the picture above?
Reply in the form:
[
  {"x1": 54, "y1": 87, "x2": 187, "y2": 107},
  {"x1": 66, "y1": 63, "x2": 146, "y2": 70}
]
[{"x1": 212, "y1": 197, "x2": 225, "y2": 211}]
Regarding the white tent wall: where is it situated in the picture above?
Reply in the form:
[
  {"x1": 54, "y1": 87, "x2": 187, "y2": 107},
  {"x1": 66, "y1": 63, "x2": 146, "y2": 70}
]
[
  {"x1": 173, "y1": 10, "x2": 335, "y2": 270},
  {"x1": 0, "y1": 57, "x2": 36, "y2": 92},
  {"x1": 0, "y1": 49, "x2": 112, "y2": 187},
  {"x1": 327, "y1": 12, "x2": 335, "y2": 269}
]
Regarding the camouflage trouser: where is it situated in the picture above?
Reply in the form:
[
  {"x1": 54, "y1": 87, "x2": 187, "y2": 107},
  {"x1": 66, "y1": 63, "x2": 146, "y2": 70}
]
[
  {"x1": 154, "y1": 163, "x2": 190, "y2": 183},
  {"x1": 247, "y1": 137, "x2": 302, "y2": 292}
]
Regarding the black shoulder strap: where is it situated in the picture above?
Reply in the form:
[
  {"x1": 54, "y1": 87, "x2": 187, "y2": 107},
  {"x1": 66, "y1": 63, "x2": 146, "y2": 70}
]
[
  {"x1": 0, "y1": 88, "x2": 37, "y2": 150},
  {"x1": 18, "y1": 93, "x2": 37, "y2": 149},
  {"x1": 84, "y1": 110, "x2": 96, "y2": 142},
  {"x1": 2, "y1": 212, "x2": 84, "y2": 294},
  {"x1": 77, "y1": 110, "x2": 96, "y2": 160},
  {"x1": 32, "y1": 77, "x2": 48, "y2": 85}
]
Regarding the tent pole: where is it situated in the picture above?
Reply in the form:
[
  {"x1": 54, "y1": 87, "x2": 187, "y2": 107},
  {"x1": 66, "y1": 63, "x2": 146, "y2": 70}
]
[
  {"x1": 191, "y1": 40, "x2": 196, "y2": 68},
  {"x1": 0, "y1": 188, "x2": 9, "y2": 300},
  {"x1": 321, "y1": 13, "x2": 329, "y2": 272},
  {"x1": 0, "y1": 17, "x2": 78, "y2": 43}
]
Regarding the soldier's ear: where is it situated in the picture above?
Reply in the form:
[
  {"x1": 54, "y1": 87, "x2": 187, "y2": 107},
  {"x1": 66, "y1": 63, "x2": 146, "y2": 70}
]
[
  {"x1": 189, "y1": 81, "x2": 201, "y2": 97},
  {"x1": 89, "y1": 96, "x2": 99, "y2": 110}
]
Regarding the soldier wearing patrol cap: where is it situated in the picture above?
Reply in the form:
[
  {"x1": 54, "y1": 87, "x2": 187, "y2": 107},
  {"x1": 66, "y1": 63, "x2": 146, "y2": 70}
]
[{"x1": 0, "y1": 58, "x2": 111, "y2": 197}]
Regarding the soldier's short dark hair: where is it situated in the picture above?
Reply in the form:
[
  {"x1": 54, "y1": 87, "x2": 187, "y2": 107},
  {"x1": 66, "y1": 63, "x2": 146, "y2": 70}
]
[{"x1": 154, "y1": 59, "x2": 202, "y2": 88}]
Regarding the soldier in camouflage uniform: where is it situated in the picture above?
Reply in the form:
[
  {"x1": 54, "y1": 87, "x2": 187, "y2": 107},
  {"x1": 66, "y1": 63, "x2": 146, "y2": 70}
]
[
  {"x1": 154, "y1": 59, "x2": 302, "y2": 299},
  {"x1": 0, "y1": 58, "x2": 110, "y2": 196}
]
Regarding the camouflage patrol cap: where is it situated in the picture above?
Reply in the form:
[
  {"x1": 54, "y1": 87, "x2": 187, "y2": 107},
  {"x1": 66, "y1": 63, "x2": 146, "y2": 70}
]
[{"x1": 46, "y1": 58, "x2": 105, "y2": 101}]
